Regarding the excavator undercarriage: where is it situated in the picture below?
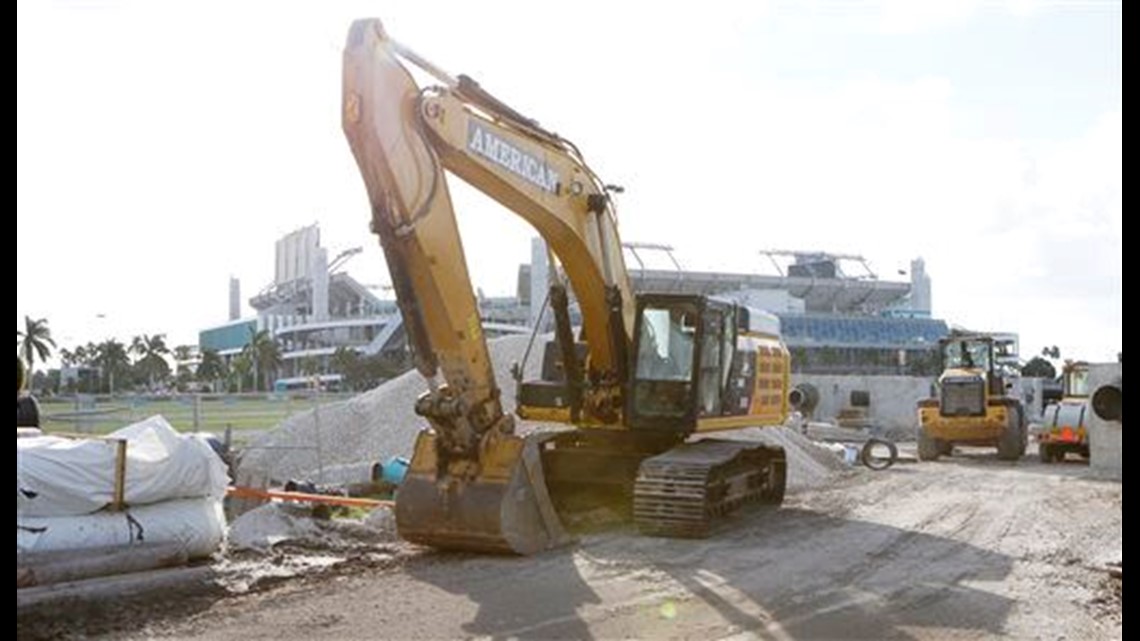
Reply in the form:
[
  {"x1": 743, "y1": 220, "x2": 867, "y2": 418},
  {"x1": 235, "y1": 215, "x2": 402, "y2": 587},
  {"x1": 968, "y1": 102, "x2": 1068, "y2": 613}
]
[
  {"x1": 397, "y1": 428, "x2": 788, "y2": 553},
  {"x1": 634, "y1": 440, "x2": 787, "y2": 537}
]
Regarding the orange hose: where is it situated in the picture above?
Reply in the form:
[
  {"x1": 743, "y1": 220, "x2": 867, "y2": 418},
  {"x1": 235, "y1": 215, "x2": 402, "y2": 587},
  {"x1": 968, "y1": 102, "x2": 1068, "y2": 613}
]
[{"x1": 227, "y1": 485, "x2": 394, "y2": 509}]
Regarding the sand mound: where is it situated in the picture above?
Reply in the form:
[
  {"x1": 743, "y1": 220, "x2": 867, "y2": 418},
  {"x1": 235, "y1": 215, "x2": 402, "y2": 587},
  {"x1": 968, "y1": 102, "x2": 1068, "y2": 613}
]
[
  {"x1": 238, "y1": 335, "x2": 542, "y2": 483},
  {"x1": 713, "y1": 426, "x2": 850, "y2": 492},
  {"x1": 238, "y1": 335, "x2": 848, "y2": 493}
]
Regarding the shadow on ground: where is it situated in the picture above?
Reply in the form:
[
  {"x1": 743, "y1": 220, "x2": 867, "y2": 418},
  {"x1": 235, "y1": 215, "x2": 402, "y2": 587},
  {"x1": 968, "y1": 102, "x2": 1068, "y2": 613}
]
[
  {"x1": 405, "y1": 504, "x2": 1015, "y2": 640},
  {"x1": 404, "y1": 547, "x2": 602, "y2": 640}
]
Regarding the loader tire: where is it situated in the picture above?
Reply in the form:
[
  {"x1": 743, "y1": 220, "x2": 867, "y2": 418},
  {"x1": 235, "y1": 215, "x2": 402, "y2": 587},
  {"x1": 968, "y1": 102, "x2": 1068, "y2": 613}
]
[
  {"x1": 996, "y1": 411, "x2": 1023, "y2": 461},
  {"x1": 917, "y1": 428, "x2": 942, "y2": 461},
  {"x1": 1016, "y1": 406, "x2": 1028, "y2": 457},
  {"x1": 1038, "y1": 443, "x2": 1054, "y2": 464}
]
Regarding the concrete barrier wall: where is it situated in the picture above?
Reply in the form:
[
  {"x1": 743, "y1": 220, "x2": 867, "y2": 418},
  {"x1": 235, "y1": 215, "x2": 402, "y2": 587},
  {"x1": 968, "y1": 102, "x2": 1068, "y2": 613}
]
[
  {"x1": 1021, "y1": 378, "x2": 1046, "y2": 423},
  {"x1": 790, "y1": 375, "x2": 1053, "y2": 439},
  {"x1": 1086, "y1": 363, "x2": 1122, "y2": 480},
  {"x1": 790, "y1": 374, "x2": 932, "y2": 438}
]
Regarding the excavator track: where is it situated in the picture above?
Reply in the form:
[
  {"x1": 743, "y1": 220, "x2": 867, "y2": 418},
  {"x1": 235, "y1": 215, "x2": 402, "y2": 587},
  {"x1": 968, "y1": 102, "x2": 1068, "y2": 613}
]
[{"x1": 632, "y1": 439, "x2": 786, "y2": 537}]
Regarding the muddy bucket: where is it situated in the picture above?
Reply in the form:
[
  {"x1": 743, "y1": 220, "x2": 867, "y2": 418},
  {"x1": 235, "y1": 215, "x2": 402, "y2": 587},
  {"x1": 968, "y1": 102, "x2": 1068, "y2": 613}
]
[{"x1": 395, "y1": 431, "x2": 574, "y2": 555}]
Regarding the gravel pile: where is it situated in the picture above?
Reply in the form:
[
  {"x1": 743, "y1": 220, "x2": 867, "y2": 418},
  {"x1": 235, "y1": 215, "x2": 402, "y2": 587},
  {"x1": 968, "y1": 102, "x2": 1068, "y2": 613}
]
[
  {"x1": 238, "y1": 335, "x2": 848, "y2": 494},
  {"x1": 716, "y1": 426, "x2": 851, "y2": 492},
  {"x1": 238, "y1": 335, "x2": 544, "y2": 484}
]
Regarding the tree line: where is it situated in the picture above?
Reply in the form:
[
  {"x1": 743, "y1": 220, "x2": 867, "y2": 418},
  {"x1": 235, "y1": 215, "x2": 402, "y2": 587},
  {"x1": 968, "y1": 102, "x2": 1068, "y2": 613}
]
[{"x1": 17, "y1": 316, "x2": 408, "y2": 396}]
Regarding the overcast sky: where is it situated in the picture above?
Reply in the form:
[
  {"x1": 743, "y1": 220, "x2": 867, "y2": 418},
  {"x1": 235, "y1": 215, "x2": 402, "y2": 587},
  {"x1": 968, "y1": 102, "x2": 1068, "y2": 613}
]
[{"x1": 17, "y1": 0, "x2": 1121, "y2": 364}]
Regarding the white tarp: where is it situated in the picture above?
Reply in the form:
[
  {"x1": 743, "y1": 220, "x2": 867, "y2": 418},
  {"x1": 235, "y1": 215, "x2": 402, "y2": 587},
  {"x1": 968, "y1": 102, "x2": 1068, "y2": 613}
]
[
  {"x1": 16, "y1": 415, "x2": 229, "y2": 517},
  {"x1": 17, "y1": 497, "x2": 226, "y2": 559}
]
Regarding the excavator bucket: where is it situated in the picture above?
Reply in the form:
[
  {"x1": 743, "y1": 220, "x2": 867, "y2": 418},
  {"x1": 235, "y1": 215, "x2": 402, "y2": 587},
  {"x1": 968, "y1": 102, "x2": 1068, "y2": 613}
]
[{"x1": 395, "y1": 430, "x2": 574, "y2": 555}]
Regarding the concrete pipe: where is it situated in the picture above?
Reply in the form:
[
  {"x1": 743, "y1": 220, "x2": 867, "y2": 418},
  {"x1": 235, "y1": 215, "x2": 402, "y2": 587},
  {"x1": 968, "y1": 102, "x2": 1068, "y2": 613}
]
[
  {"x1": 1091, "y1": 379, "x2": 1122, "y2": 422},
  {"x1": 788, "y1": 383, "x2": 820, "y2": 415}
]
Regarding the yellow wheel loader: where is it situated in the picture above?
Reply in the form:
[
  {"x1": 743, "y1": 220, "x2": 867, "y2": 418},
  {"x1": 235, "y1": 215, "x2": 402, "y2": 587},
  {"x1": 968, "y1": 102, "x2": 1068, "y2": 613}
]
[{"x1": 916, "y1": 332, "x2": 1027, "y2": 461}]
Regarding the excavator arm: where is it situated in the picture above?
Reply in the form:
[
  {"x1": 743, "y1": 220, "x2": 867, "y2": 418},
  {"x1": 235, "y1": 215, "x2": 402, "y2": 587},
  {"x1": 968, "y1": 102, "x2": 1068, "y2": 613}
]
[{"x1": 342, "y1": 19, "x2": 632, "y2": 552}]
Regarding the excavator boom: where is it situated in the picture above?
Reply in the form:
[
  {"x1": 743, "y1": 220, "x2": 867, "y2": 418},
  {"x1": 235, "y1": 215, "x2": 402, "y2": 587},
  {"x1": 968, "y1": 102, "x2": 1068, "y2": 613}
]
[{"x1": 342, "y1": 19, "x2": 631, "y2": 553}]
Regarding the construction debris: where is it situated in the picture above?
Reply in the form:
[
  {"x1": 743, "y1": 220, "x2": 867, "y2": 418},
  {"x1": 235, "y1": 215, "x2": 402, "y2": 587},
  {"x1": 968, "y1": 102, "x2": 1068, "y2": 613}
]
[
  {"x1": 228, "y1": 503, "x2": 400, "y2": 553},
  {"x1": 787, "y1": 412, "x2": 899, "y2": 471},
  {"x1": 228, "y1": 503, "x2": 322, "y2": 552}
]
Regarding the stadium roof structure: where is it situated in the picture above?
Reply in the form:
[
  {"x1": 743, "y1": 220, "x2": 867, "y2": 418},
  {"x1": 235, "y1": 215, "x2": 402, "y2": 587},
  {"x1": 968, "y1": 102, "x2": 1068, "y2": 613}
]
[
  {"x1": 624, "y1": 245, "x2": 911, "y2": 314},
  {"x1": 624, "y1": 242, "x2": 907, "y2": 312}
]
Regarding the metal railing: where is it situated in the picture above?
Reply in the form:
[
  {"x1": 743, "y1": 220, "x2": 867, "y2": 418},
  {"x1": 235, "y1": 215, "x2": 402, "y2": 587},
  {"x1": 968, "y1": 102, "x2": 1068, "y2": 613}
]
[{"x1": 39, "y1": 391, "x2": 355, "y2": 444}]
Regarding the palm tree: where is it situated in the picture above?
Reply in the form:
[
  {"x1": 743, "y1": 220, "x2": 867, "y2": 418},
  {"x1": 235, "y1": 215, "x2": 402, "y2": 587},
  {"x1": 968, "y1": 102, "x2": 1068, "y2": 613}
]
[
  {"x1": 71, "y1": 342, "x2": 98, "y2": 367},
  {"x1": 244, "y1": 329, "x2": 282, "y2": 391},
  {"x1": 17, "y1": 316, "x2": 56, "y2": 374},
  {"x1": 230, "y1": 352, "x2": 253, "y2": 393},
  {"x1": 173, "y1": 344, "x2": 194, "y2": 362},
  {"x1": 196, "y1": 349, "x2": 227, "y2": 391},
  {"x1": 131, "y1": 334, "x2": 171, "y2": 390},
  {"x1": 94, "y1": 339, "x2": 131, "y2": 394},
  {"x1": 330, "y1": 346, "x2": 361, "y2": 390},
  {"x1": 171, "y1": 344, "x2": 196, "y2": 388},
  {"x1": 59, "y1": 343, "x2": 97, "y2": 392},
  {"x1": 78, "y1": 342, "x2": 99, "y2": 369},
  {"x1": 299, "y1": 354, "x2": 322, "y2": 378}
]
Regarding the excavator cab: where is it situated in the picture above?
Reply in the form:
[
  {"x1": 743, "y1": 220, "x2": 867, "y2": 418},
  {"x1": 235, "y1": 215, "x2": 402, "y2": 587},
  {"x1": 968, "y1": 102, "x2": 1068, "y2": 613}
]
[
  {"x1": 628, "y1": 294, "x2": 732, "y2": 430},
  {"x1": 518, "y1": 293, "x2": 736, "y2": 432}
]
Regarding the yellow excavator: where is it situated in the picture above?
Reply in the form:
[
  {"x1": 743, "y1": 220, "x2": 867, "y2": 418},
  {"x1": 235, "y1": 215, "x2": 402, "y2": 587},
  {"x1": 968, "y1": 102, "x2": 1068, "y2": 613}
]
[{"x1": 342, "y1": 19, "x2": 790, "y2": 554}]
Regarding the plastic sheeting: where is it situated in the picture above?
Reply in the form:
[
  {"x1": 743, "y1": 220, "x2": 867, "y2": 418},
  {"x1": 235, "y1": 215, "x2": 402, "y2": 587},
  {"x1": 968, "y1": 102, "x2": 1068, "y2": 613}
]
[
  {"x1": 16, "y1": 415, "x2": 229, "y2": 517},
  {"x1": 17, "y1": 497, "x2": 226, "y2": 559}
]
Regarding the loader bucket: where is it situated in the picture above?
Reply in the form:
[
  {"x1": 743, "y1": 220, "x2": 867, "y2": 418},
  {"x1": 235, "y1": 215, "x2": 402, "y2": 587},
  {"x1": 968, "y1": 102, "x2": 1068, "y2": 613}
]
[{"x1": 395, "y1": 430, "x2": 574, "y2": 555}]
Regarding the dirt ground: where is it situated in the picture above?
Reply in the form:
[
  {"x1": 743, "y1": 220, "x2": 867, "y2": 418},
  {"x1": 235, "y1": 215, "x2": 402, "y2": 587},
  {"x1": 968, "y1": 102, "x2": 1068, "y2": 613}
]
[{"x1": 23, "y1": 446, "x2": 1121, "y2": 641}]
